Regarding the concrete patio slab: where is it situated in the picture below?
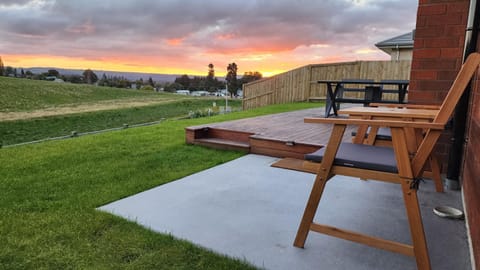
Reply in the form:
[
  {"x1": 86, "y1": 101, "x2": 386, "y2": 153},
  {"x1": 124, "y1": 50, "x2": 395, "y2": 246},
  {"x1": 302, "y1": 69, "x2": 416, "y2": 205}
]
[{"x1": 99, "y1": 154, "x2": 470, "y2": 270}]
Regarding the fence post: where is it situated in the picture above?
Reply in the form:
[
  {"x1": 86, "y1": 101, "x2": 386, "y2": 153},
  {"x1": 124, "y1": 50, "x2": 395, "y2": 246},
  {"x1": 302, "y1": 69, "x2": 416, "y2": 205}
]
[{"x1": 306, "y1": 65, "x2": 312, "y2": 100}]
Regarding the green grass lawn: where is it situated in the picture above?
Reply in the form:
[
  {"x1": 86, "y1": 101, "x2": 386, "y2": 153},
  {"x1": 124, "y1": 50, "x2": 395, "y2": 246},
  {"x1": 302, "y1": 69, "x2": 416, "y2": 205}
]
[
  {"x1": 0, "y1": 102, "x2": 321, "y2": 269},
  {"x1": 0, "y1": 76, "x2": 183, "y2": 112},
  {"x1": 0, "y1": 99, "x2": 242, "y2": 146}
]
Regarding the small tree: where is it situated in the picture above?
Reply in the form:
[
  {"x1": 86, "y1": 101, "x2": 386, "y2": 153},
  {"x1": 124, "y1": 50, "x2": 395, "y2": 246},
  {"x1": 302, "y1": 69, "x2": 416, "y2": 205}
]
[
  {"x1": 99, "y1": 73, "x2": 108, "y2": 86},
  {"x1": 135, "y1": 78, "x2": 144, "y2": 89},
  {"x1": 148, "y1": 77, "x2": 155, "y2": 87},
  {"x1": 47, "y1": 69, "x2": 59, "y2": 77},
  {"x1": 142, "y1": 85, "x2": 154, "y2": 91},
  {"x1": 175, "y1": 74, "x2": 191, "y2": 89},
  {"x1": 5, "y1": 66, "x2": 13, "y2": 76},
  {"x1": 207, "y1": 63, "x2": 215, "y2": 79},
  {"x1": 226, "y1": 62, "x2": 238, "y2": 96},
  {"x1": 83, "y1": 69, "x2": 98, "y2": 84},
  {"x1": 0, "y1": 56, "x2": 5, "y2": 76},
  {"x1": 240, "y1": 71, "x2": 262, "y2": 84},
  {"x1": 164, "y1": 82, "x2": 184, "y2": 92}
]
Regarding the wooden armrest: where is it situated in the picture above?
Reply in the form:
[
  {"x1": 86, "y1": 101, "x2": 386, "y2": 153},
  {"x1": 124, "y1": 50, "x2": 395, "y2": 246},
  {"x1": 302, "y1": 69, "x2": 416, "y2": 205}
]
[
  {"x1": 369, "y1": 103, "x2": 441, "y2": 110},
  {"x1": 304, "y1": 117, "x2": 445, "y2": 130}
]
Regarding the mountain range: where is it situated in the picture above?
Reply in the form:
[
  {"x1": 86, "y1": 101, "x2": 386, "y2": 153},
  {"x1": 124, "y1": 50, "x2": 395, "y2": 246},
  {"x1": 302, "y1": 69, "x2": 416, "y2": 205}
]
[{"x1": 25, "y1": 67, "x2": 219, "y2": 82}]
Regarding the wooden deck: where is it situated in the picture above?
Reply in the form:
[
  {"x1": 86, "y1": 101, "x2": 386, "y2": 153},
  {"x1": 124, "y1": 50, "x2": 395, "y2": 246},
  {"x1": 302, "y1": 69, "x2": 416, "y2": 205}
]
[{"x1": 186, "y1": 108, "x2": 355, "y2": 159}]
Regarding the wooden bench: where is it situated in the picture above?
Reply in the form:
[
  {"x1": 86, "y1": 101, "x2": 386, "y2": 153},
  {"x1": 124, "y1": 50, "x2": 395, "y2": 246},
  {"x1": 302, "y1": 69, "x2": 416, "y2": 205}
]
[
  {"x1": 320, "y1": 79, "x2": 409, "y2": 117},
  {"x1": 295, "y1": 53, "x2": 480, "y2": 270}
]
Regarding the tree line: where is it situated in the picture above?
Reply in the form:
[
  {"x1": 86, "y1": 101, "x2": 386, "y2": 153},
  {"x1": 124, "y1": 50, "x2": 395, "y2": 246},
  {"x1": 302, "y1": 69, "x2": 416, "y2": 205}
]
[
  {"x1": 0, "y1": 56, "x2": 262, "y2": 95},
  {"x1": 171, "y1": 63, "x2": 262, "y2": 96}
]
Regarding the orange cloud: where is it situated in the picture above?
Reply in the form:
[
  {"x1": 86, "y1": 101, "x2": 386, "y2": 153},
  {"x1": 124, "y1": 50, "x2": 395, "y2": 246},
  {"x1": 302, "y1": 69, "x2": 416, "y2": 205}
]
[
  {"x1": 3, "y1": 54, "x2": 195, "y2": 75},
  {"x1": 215, "y1": 33, "x2": 235, "y2": 40},
  {"x1": 4, "y1": 52, "x2": 303, "y2": 77},
  {"x1": 166, "y1": 38, "x2": 184, "y2": 46}
]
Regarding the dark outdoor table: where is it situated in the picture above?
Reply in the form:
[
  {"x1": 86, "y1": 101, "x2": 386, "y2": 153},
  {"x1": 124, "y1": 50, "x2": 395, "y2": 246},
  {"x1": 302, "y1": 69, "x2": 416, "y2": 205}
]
[{"x1": 318, "y1": 79, "x2": 409, "y2": 117}]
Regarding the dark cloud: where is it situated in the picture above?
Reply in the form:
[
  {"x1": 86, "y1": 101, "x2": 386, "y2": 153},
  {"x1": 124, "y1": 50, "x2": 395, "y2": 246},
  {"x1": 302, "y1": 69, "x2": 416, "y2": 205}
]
[
  {"x1": 0, "y1": 0, "x2": 418, "y2": 72},
  {"x1": 0, "y1": 0, "x2": 33, "y2": 6}
]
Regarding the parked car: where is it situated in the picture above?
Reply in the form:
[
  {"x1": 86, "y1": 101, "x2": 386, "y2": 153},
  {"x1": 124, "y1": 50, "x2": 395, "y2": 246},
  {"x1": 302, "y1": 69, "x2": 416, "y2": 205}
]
[{"x1": 175, "y1": 90, "x2": 190, "y2": 95}]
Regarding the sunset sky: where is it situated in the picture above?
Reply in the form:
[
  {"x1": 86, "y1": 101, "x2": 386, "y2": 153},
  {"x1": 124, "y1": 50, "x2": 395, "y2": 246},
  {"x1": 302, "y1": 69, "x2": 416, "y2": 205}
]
[{"x1": 0, "y1": 0, "x2": 417, "y2": 77}]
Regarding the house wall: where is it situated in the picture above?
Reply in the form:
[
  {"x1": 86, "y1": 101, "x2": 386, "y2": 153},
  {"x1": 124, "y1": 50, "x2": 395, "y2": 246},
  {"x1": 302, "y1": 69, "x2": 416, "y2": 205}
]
[
  {"x1": 410, "y1": 0, "x2": 480, "y2": 267},
  {"x1": 409, "y1": 0, "x2": 469, "y2": 171},
  {"x1": 389, "y1": 49, "x2": 413, "y2": 61},
  {"x1": 465, "y1": 60, "x2": 480, "y2": 269}
]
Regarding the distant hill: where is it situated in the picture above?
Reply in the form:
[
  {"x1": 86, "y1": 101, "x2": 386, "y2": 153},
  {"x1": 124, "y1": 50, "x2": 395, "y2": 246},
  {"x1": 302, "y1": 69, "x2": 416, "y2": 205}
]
[
  {"x1": 0, "y1": 75, "x2": 182, "y2": 114},
  {"x1": 25, "y1": 67, "x2": 196, "y2": 83}
]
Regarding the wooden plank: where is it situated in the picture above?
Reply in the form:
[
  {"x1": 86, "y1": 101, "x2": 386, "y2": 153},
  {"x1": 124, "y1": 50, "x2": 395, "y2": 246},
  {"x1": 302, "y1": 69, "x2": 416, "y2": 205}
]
[
  {"x1": 279, "y1": 160, "x2": 403, "y2": 184},
  {"x1": 338, "y1": 107, "x2": 438, "y2": 119},
  {"x1": 369, "y1": 103, "x2": 440, "y2": 110},
  {"x1": 412, "y1": 130, "x2": 443, "y2": 178},
  {"x1": 250, "y1": 137, "x2": 321, "y2": 154},
  {"x1": 304, "y1": 117, "x2": 445, "y2": 130},
  {"x1": 194, "y1": 138, "x2": 249, "y2": 148},
  {"x1": 309, "y1": 223, "x2": 414, "y2": 257},
  {"x1": 207, "y1": 128, "x2": 253, "y2": 143},
  {"x1": 435, "y1": 52, "x2": 480, "y2": 124},
  {"x1": 294, "y1": 124, "x2": 346, "y2": 248},
  {"x1": 243, "y1": 91, "x2": 273, "y2": 101},
  {"x1": 390, "y1": 127, "x2": 414, "y2": 179},
  {"x1": 401, "y1": 180, "x2": 431, "y2": 270},
  {"x1": 186, "y1": 109, "x2": 338, "y2": 158},
  {"x1": 193, "y1": 138, "x2": 250, "y2": 152},
  {"x1": 271, "y1": 158, "x2": 317, "y2": 173},
  {"x1": 251, "y1": 147, "x2": 307, "y2": 159},
  {"x1": 332, "y1": 166, "x2": 402, "y2": 184}
]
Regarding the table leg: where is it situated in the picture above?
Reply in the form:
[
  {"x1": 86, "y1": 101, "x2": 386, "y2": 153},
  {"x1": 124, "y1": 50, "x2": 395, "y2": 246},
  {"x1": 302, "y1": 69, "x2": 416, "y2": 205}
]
[
  {"x1": 325, "y1": 83, "x2": 337, "y2": 117},
  {"x1": 399, "y1": 84, "x2": 407, "y2": 103}
]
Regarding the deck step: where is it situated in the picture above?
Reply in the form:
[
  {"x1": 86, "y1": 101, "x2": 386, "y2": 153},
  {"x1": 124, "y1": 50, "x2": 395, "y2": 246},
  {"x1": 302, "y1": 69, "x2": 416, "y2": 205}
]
[{"x1": 194, "y1": 138, "x2": 250, "y2": 152}]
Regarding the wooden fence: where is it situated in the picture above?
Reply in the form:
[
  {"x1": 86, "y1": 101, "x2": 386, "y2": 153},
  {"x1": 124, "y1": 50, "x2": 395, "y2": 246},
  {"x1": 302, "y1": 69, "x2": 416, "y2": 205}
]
[{"x1": 242, "y1": 60, "x2": 411, "y2": 110}]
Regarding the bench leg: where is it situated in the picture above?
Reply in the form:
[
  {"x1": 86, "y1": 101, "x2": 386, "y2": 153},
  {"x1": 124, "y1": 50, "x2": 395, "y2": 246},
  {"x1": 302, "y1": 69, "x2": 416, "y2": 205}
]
[
  {"x1": 294, "y1": 171, "x2": 329, "y2": 248},
  {"x1": 401, "y1": 180, "x2": 431, "y2": 270}
]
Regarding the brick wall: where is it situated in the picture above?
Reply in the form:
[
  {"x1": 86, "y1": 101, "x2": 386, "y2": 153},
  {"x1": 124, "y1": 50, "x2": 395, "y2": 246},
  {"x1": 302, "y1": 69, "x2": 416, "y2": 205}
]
[
  {"x1": 409, "y1": 0, "x2": 470, "y2": 170},
  {"x1": 411, "y1": 0, "x2": 480, "y2": 267},
  {"x1": 411, "y1": 1, "x2": 469, "y2": 102},
  {"x1": 465, "y1": 47, "x2": 480, "y2": 269}
]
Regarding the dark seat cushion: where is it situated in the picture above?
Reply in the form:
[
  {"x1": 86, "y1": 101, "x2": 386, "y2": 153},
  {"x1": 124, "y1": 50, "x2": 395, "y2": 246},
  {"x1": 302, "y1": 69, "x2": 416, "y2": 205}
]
[
  {"x1": 351, "y1": 127, "x2": 392, "y2": 140},
  {"x1": 305, "y1": 143, "x2": 398, "y2": 173}
]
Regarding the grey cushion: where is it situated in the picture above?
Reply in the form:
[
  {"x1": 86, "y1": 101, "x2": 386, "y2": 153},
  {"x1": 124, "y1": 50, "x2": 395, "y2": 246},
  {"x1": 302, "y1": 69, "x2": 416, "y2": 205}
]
[
  {"x1": 305, "y1": 143, "x2": 398, "y2": 173},
  {"x1": 351, "y1": 127, "x2": 392, "y2": 140}
]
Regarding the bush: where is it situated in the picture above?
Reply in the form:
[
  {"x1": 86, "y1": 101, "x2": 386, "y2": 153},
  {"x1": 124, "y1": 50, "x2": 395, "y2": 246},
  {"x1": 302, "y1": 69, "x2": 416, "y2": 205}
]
[
  {"x1": 188, "y1": 108, "x2": 218, "y2": 118},
  {"x1": 141, "y1": 85, "x2": 154, "y2": 91}
]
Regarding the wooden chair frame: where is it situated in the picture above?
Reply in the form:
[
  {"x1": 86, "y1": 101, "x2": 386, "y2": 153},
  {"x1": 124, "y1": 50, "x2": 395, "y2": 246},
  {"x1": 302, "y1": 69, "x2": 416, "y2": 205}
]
[
  {"x1": 294, "y1": 52, "x2": 480, "y2": 270},
  {"x1": 351, "y1": 115, "x2": 444, "y2": 193}
]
